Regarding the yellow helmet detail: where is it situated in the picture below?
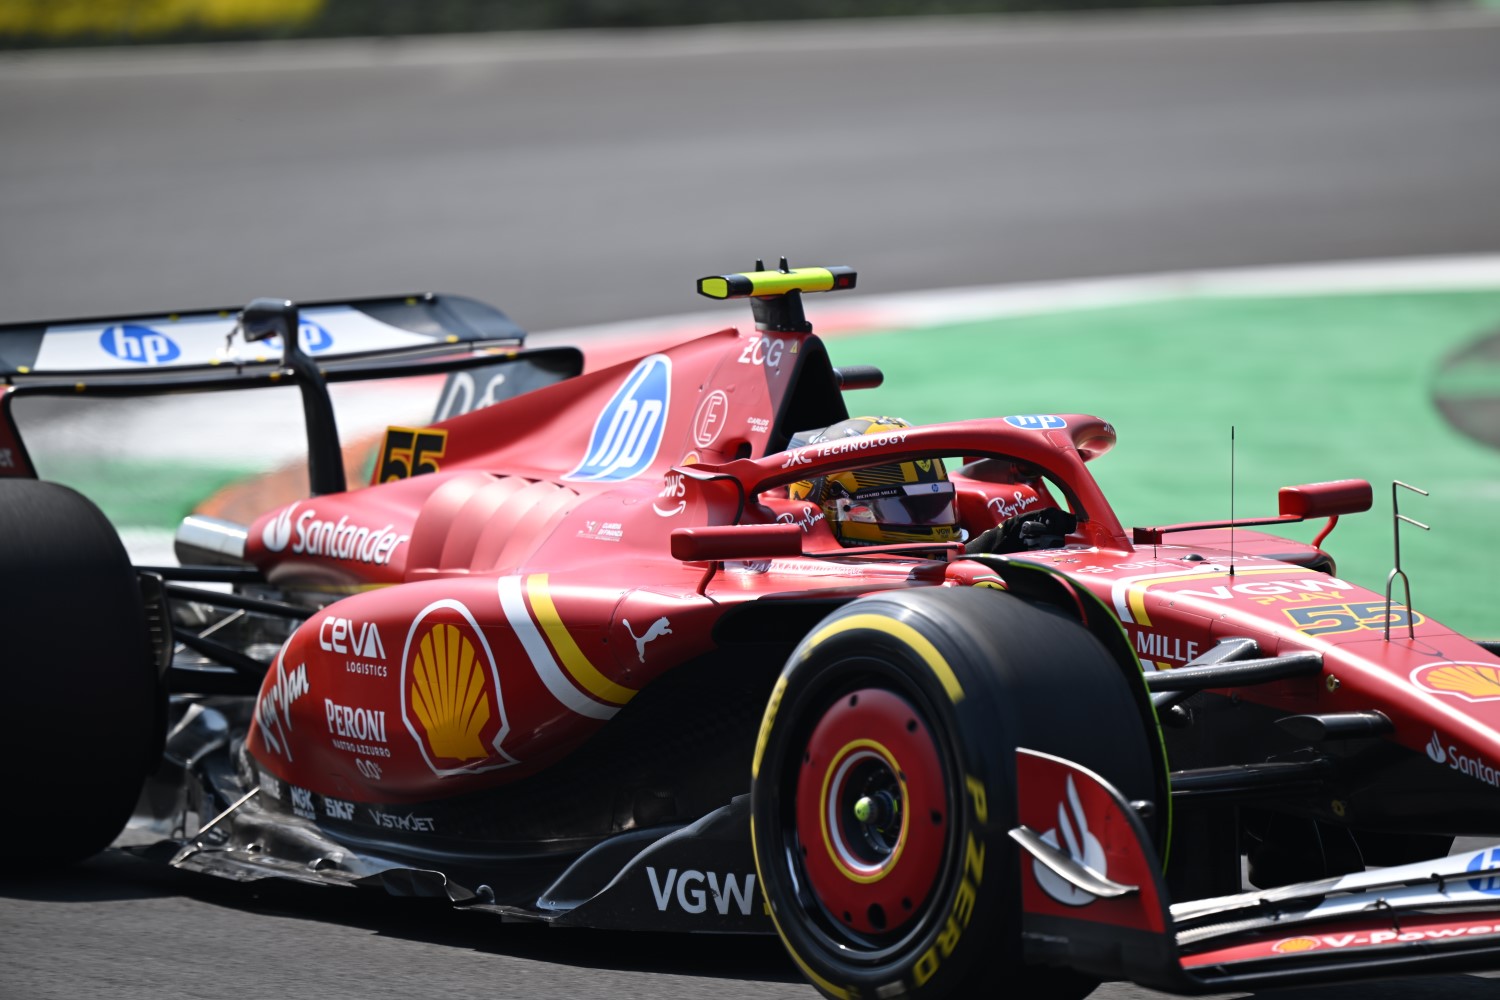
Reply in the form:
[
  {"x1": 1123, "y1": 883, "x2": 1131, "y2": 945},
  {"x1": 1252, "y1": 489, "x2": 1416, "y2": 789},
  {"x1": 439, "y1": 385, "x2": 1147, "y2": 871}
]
[{"x1": 787, "y1": 417, "x2": 959, "y2": 547}]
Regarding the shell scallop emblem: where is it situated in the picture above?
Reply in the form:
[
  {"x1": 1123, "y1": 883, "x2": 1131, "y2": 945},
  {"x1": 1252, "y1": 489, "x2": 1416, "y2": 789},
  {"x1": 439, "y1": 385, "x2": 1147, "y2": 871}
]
[
  {"x1": 409, "y1": 624, "x2": 490, "y2": 760},
  {"x1": 1412, "y1": 662, "x2": 1500, "y2": 704},
  {"x1": 401, "y1": 599, "x2": 516, "y2": 776},
  {"x1": 1273, "y1": 937, "x2": 1320, "y2": 954}
]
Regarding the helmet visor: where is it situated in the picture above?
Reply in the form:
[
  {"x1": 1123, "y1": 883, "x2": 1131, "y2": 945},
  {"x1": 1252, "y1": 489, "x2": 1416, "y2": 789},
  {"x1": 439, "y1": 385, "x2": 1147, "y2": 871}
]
[{"x1": 836, "y1": 482, "x2": 957, "y2": 527}]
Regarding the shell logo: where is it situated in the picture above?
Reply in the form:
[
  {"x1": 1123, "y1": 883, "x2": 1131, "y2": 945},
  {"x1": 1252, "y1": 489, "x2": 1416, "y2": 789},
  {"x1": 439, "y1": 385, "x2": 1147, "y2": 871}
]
[
  {"x1": 409, "y1": 624, "x2": 490, "y2": 760},
  {"x1": 1273, "y1": 937, "x2": 1320, "y2": 954},
  {"x1": 400, "y1": 599, "x2": 516, "y2": 776},
  {"x1": 1411, "y1": 662, "x2": 1500, "y2": 704}
]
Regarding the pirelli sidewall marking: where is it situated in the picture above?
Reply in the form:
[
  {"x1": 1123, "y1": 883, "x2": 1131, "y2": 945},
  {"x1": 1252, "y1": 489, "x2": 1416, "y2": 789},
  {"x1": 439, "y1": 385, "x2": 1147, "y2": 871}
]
[{"x1": 798, "y1": 614, "x2": 965, "y2": 705}]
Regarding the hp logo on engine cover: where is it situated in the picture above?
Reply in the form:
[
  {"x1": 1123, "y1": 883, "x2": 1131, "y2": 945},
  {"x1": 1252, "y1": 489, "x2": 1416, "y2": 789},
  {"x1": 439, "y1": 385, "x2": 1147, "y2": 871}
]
[
  {"x1": 565, "y1": 355, "x2": 671, "y2": 482},
  {"x1": 99, "y1": 324, "x2": 181, "y2": 366}
]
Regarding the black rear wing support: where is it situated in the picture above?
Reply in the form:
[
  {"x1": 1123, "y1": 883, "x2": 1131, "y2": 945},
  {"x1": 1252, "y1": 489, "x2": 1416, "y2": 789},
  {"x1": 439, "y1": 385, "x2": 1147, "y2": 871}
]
[{"x1": 239, "y1": 298, "x2": 345, "y2": 496}]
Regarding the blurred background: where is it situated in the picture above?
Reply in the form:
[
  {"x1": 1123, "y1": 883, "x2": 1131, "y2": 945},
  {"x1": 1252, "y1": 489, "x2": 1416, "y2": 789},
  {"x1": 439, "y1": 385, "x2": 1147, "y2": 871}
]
[
  {"x1": 2, "y1": 0, "x2": 1493, "y2": 47},
  {"x1": 3, "y1": 5, "x2": 1500, "y2": 997}
]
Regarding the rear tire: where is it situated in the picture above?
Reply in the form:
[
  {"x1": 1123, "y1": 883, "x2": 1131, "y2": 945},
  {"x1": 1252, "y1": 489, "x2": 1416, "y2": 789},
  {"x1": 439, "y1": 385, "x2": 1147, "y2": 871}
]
[
  {"x1": 751, "y1": 588, "x2": 1160, "y2": 1000},
  {"x1": 0, "y1": 480, "x2": 159, "y2": 864}
]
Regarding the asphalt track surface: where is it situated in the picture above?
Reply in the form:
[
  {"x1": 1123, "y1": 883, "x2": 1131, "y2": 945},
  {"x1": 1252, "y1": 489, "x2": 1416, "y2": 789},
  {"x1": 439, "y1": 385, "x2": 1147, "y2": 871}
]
[{"x1": 4, "y1": 8, "x2": 1500, "y2": 1000}]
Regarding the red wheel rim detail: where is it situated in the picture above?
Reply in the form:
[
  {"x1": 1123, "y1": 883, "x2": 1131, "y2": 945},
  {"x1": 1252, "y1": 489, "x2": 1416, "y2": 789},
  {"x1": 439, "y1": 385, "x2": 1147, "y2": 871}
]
[{"x1": 795, "y1": 687, "x2": 948, "y2": 936}]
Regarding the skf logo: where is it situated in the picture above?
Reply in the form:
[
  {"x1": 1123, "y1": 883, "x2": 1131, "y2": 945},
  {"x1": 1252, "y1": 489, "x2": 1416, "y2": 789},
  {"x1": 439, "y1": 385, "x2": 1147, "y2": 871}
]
[
  {"x1": 400, "y1": 600, "x2": 516, "y2": 776},
  {"x1": 99, "y1": 324, "x2": 181, "y2": 366},
  {"x1": 564, "y1": 355, "x2": 670, "y2": 482}
]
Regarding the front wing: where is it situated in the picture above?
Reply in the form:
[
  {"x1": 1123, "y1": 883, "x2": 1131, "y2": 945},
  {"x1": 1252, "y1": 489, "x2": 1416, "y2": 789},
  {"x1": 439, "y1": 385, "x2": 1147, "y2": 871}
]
[{"x1": 1013, "y1": 748, "x2": 1500, "y2": 991}]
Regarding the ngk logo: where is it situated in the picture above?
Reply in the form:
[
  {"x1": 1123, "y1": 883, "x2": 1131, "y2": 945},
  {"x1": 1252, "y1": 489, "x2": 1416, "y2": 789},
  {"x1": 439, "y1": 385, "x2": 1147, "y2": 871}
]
[{"x1": 320, "y1": 617, "x2": 386, "y2": 660}]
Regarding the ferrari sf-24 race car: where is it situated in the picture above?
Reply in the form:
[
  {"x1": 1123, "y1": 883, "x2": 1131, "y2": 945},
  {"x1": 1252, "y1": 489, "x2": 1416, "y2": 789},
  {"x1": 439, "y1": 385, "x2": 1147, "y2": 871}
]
[{"x1": 3, "y1": 264, "x2": 1500, "y2": 1000}]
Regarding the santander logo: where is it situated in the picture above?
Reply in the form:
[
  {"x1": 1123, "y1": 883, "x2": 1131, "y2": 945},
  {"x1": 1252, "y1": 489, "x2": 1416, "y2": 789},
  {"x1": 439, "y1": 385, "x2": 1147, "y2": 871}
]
[
  {"x1": 263, "y1": 503, "x2": 296, "y2": 552},
  {"x1": 1034, "y1": 776, "x2": 1107, "y2": 907},
  {"x1": 1427, "y1": 731, "x2": 1447, "y2": 764}
]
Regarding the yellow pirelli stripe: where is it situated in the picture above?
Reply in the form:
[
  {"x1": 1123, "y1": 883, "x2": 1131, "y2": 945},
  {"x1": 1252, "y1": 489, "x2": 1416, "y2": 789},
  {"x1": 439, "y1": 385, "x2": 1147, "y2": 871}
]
[
  {"x1": 750, "y1": 816, "x2": 855, "y2": 1000},
  {"x1": 802, "y1": 613, "x2": 964, "y2": 703},
  {"x1": 751, "y1": 674, "x2": 789, "y2": 781},
  {"x1": 697, "y1": 266, "x2": 856, "y2": 300},
  {"x1": 525, "y1": 574, "x2": 637, "y2": 707}
]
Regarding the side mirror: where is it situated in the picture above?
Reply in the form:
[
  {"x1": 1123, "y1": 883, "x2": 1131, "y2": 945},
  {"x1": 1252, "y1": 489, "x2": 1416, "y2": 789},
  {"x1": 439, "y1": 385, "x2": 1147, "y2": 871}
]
[
  {"x1": 671, "y1": 524, "x2": 803, "y2": 562},
  {"x1": 1278, "y1": 480, "x2": 1373, "y2": 520}
]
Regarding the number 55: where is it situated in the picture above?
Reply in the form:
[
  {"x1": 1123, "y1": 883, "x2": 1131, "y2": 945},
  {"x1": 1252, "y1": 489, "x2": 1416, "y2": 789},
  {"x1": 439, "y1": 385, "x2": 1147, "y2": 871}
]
[{"x1": 378, "y1": 427, "x2": 448, "y2": 483}]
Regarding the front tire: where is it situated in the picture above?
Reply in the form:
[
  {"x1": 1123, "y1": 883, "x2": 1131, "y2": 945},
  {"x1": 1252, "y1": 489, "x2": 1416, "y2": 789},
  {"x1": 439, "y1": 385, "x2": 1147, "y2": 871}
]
[
  {"x1": 0, "y1": 480, "x2": 159, "y2": 864},
  {"x1": 751, "y1": 588, "x2": 1159, "y2": 1000}
]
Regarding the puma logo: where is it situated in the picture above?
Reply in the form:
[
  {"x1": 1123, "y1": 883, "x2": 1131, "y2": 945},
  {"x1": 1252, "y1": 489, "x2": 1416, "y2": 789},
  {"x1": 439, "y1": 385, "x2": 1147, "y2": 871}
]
[{"x1": 623, "y1": 617, "x2": 672, "y2": 663}]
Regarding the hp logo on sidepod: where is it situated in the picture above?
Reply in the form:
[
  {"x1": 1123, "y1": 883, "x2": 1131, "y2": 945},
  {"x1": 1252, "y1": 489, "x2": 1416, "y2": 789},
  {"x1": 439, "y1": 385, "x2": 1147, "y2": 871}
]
[{"x1": 565, "y1": 355, "x2": 671, "y2": 482}]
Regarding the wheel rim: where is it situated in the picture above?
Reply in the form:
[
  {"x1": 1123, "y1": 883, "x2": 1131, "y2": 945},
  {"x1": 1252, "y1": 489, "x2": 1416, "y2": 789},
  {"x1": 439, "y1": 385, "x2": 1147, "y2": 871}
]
[{"x1": 795, "y1": 686, "x2": 948, "y2": 938}]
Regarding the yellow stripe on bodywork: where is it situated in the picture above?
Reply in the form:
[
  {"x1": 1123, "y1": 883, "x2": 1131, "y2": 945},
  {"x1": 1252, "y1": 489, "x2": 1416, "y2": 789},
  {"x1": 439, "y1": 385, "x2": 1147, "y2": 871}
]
[
  {"x1": 1126, "y1": 566, "x2": 1291, "y2": 627},
  {"x1": 525, "y1": 574, "x2": 637, "y2": 707},
  {"x1": 802, "y1": 613, "x2": 964, "y2": 703}
]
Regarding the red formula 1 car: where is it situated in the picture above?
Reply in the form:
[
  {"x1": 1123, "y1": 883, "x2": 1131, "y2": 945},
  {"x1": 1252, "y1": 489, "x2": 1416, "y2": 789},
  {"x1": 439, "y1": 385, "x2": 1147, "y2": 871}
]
[{"x1": 3, "y1": 264, "x2": 1500, "y2": 999}]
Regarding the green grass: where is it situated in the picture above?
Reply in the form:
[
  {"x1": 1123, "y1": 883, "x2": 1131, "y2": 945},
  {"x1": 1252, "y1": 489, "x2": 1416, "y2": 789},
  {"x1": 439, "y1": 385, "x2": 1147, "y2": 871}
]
[
  {"x1": 827, "y1": 291, "x2": 1500, "y2": 637},
  {"x1": 40, "y1": 456, "x2": 259, "y2": 528}
]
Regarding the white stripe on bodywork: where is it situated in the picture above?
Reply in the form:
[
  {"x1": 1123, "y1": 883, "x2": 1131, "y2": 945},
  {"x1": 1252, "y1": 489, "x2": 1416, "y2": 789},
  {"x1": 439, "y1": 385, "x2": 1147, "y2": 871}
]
[{"x1": 497, "y1": 575, "x2": 617, "y2": 721}]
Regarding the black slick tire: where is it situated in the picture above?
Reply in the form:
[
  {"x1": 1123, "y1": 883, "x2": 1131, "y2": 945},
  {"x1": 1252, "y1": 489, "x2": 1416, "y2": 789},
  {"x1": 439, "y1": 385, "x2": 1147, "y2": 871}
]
[
  {"x1": 751, "y1": 587, "x2": 1160, "y2": 1000},
  {"x1": 0, "y1": 479, "x2": 159, "y2": 865}
]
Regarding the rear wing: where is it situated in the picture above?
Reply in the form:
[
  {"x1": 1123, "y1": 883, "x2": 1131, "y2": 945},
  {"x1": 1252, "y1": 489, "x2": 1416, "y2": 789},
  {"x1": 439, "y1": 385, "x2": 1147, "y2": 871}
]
[
  {"x1": 0, "y1": 293, "x2": 525, "y2": 378},
  {"x1": 0, "y1": 294, "x2": 582, "y2": 489}
]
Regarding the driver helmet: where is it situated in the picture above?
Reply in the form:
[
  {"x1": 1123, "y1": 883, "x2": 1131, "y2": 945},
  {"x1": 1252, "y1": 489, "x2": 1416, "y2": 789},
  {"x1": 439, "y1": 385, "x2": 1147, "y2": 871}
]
[{"x1": 787, "y1": 416, "x2": 959, "y2": 547}]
